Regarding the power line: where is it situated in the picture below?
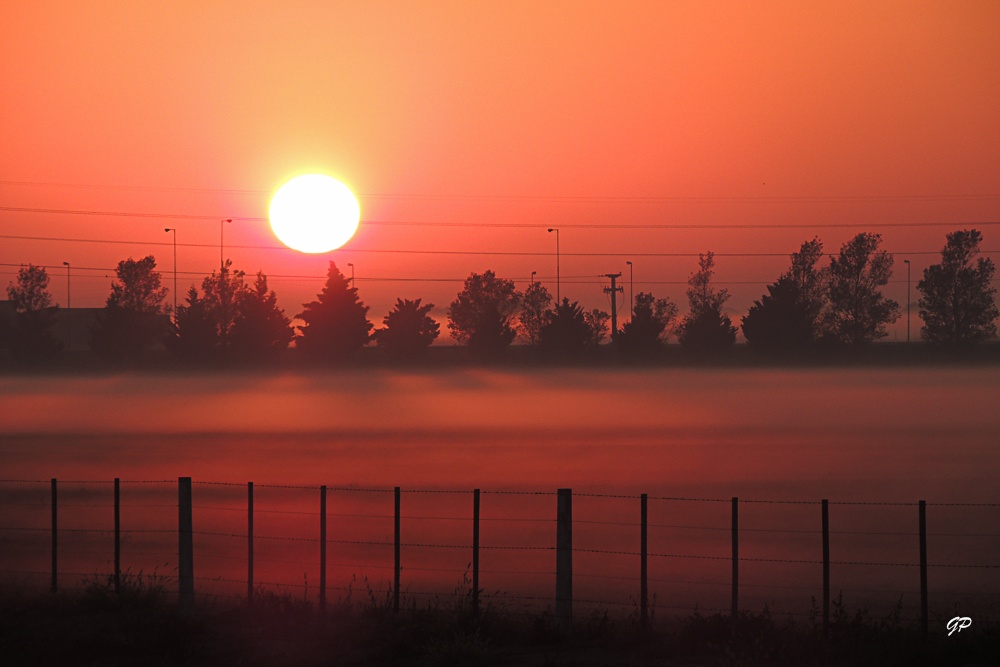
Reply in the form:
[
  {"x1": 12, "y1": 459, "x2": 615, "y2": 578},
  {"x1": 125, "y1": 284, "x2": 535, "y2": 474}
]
[
  {"x1": 2, "y1": 205, "x2": 1000, "y2": 230},
  {"x1": 3, "y1": 180, "x2": 999, "y2": 204},
  {"x1": 1, "y1": 233, "x2": 996, "y2": 259}
]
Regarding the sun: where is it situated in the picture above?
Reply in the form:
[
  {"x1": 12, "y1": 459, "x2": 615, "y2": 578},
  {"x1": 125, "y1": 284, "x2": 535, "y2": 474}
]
[{"x1": 269, "y1": 174, "x2": 361, "y2": 253}]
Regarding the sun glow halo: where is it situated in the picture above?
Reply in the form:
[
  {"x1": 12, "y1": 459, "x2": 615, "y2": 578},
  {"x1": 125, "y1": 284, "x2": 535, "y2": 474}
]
[{"x1": 269, "y1": 174, "x2": 361, "y2": 253}]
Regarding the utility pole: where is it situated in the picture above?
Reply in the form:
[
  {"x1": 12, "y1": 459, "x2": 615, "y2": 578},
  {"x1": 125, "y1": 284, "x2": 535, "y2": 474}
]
[
  {"x1": 62, "y1": 261, "x2": 71, "y2": 351},
  {"x1": 548, "y1": 228, "x2": 560, "y2": 303},
  {"x1": 165, "y1": 228, "x2": 177, "y2": 318},
  {"x1": 903, "y1": 259, "x2": 911, "y2": 343},
  {"x1": 604, "y1": 273, "x2": 623, "y2": 347},
  {"x1": 220, "y1": 218, "x2": 232, "y2": 270},
  {"x1": 626, "y1": 261, "x2": 633, "y2": 323}
]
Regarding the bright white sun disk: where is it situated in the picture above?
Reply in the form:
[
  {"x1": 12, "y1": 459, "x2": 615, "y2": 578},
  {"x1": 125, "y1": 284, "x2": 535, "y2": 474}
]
[{"x1": 269, "y1": 174, "x2": 360, "y2": 253}]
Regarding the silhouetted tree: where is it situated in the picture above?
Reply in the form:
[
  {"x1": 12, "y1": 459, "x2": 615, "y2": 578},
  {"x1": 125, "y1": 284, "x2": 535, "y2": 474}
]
[
  {"x1": 201, "y1": 261, "x2": 246, "y2": 348},
  {"x1": 90, "y1": 256, "x2": 170, "y2": 363},
  {"x1": 518, "y1": 280, "x2": 552, "y2": 344},
  {"x1": 918, "y1": 229, "x2": 998, "y2": 345},
  {"x1": 231, "y1": 272, "x2": 294, "y2": 360},
  {"x1": 169, "y1": 262, "x2": 244, "y2": 362},
  {"x1": 448, "y1": 270, "x2": 521, "y2": 358},
  {"x1": 617, "y1": 292, "x2": 678, "y2": 358},
  {"x1": 374, "y1": 298, "x2": 440, "y2": 361},
  {"x1": 678, "y1": 253, "x2": 736, "y2": 354},
  {"x1": 824, "y1": 233, "x2": 899, "y2": 345},
  {"x1": 742, "y1": 238, "x2": 827, "y2": 354},
  {"x1": 583, "y1": 308, "x2": 610, "y2": 347},
  {"x1": 296, "y1": 262, "x2": 372, "y2": 360},
  {"x1": 171, "y1": 286, "x2": 217, "y2": 362},
  {"x1": 3, "y1": 264, "x2": 61, "y2": 364},
  {"x1": 538, "y1": 298, "x2": 596, "y2": 359}
]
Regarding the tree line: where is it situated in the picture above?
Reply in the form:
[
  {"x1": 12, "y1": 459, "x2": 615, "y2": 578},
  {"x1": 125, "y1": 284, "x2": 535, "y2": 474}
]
[{"x1": 1, "y1": 230, "x2": 996, "y2": 366}]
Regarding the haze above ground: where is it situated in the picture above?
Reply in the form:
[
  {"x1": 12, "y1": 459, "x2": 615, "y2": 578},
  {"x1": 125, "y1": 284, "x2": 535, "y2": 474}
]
[{"x1": 2, "y1": 2, "x2": 998, "y2": 340}]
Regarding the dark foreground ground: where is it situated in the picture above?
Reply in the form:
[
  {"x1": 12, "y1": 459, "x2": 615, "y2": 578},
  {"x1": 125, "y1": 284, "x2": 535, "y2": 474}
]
[
  {"x1": 1, "y1": 580, "x2": 997, "y2": 667},
  {"x1": 5, "y1": 340, "x2": 1000, "y2": 375}
]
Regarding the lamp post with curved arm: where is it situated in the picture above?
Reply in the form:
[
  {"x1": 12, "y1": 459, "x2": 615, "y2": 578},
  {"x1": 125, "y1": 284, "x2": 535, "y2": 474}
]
[
  {"x1": 62, "y1": 261, "x2": 71, "y2": 350},
  {"x1": 220, "y1": 218, "x2": 232, "y2": 270},
  {"x1": 626, "y1": 260, "x2": 633, "y2": 322},
  {"x1": 165, "y1": 228, "x2": 177, "y2": 317},
  {"x1": 547, "y1": 228, "x2": 560, "y2": 303}
]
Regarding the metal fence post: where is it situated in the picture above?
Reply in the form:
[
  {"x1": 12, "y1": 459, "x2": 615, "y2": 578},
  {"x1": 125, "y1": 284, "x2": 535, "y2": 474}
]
[
  {"x1": 248, "y1": 482, "x2": 254, "y2": 605},
  {"x1": 822, "y1": 499, "x2": 830, "y2": 637},
  {"x1": 919, "y1": 500, "x2": 928, "y2": 637},
  {"x1": 556, "y1": 488, "x2": 573, "y2": 629},
  {"x1": 640, "y1": 493, "x2": 648, "y2": 628},
  {"x1": 731, "y1": 497, "x2": 739, "y2": 616},
  {"x1": 320, "y1": 485, "x2": 327, "y2": 611},
  {"x1": 114, "y1": 478, "x2": 121, "y2": 595},
  {"x1": 394, "y1": 486, "x2": 401, "y2": 613},
  {"x1": 50, "y1": 478, "x2": 57, "y2": 593},
  {"x1": 178, "y1": 477, "x2": 194, "y2": 615},
  {"x1": 472, "y1": 488, "x2": 480, "y2": 618}
]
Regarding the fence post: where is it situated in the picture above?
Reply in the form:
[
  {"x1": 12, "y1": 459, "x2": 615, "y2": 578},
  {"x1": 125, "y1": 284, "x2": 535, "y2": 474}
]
[
  {"x1": 919, "y1": 500, "x2": 928, "y2": 638},
  {"x1": 731, "y1": 497, "x2": 739, "y2": 616},
  {"x1": 472, "y1": 488, "x2": 480, "y2": 619},
  {"x1": 50, "y1": 478, "x2": 57, "y2": 593},
  {"x1": 822, "y1": 499, "x2": 829, "y2": 638},
  {"x1": 319, "y1": 485, "x2": 327, "y2": 612},
  {"x1": 394, "y1": 486, "x2": 401, "y2": 613},
  {"x1": 178, "y1": 477, "x2": 194, "y2": 615},
  {"x1": 640, "y1": 493, "x2": 648, "y2": 629},
  {"x1": 556, "y1": 488, "x2": 573, "y2": 629},
  {"x1": 114, "y1": 478, "x2": 121, "y2": 595},
  {"x1": 247, "y1": 482, "x2": 254, "y2": 605}
]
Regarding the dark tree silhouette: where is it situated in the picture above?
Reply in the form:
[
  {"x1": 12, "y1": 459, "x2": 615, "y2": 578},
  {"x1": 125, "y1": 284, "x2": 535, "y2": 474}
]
[
  {"x1": 90, "y1": 256, "x2": 170, "y2": 362},
  {"x1": 172, "y1": 267, "x2": 291, "y2": 363},
  {"x1": 200, "y1": 261, "x2": 246, "y2": 347},
  {"x1": 617, "y1": 292, "x2": 678, "y2": 358},
  {"x1": 373, "y1": 298, "x2": 440, "y2": 360},
  {"x1": 678, "y1": 252, "x2": 736, "y2": 354},
  {"x1": 824, "y1": 233, "x2": 899, "y2": 345},
  {"x1": 583, "y1": 308, "x2": 610, "y2": 347},
  {"x1": 295, "y1": 262, "x2": 372, "y2": 360},
  {"x1": 171, "y1": 286, "x2": 218, "y2": 362},
  {"x1": 231, "y1": 272, "x2": 294, "y2": 360},
  {"x1": 742, "y1": 238, "x2": 827, "y2": 354},
  {"x1": 518, "y1": 280, "x2": 552, "y2": 345},
  {"x1": 538, "y1": 297, "x2": 597, "y2": 358},
  {"x1": 918, "y1": 229, "x2": 998, "y2": 345},
  {"x1": 169, "y1": 262, "x2": 245, "y2": 362},
  {"x1": 3, "y1": 264, "x2": 61, "y2": 364},
  {"x1": 447, "y1": 270, "x2": 521, "y2": 358}
]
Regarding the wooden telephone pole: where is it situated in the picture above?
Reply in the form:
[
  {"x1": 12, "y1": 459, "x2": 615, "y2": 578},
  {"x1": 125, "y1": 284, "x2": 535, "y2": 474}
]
[{"x1": 604, "y1": 273, "x2": 623, "y2": 346}]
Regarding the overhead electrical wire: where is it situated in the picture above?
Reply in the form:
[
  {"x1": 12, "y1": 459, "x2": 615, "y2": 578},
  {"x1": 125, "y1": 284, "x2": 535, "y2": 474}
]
[
  {"x1": 3, "y1": 179, "x2": 999, "y2": 204},
  {"x1": 0, "y1": 233, "x2": 992, "y2": 258},
  {"x1": 1, "y1": 204, "x2": 999, "y2": 230}
]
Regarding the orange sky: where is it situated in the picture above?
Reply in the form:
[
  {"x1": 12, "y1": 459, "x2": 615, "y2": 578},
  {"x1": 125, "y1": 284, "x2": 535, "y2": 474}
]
[{"x1": 2, "y1": 1, "x2": 999, "y2": 340}]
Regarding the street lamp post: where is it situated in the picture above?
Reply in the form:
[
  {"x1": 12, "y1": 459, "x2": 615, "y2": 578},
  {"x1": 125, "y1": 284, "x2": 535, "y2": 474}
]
[
  {"x1": 165, "y1": 228, "x2": 177, "y2": 317},
  {"x1": 62, "y1": 261, "x2": 71, "y2": 351},
  {"x1": 626, "y1": 260, "x2": 633, "y2": 322},
  {"x1": 530, "y1": 270, "x2": 536, "y2": 288},
  {"x1": 903, "y1": 259, "x2": 911, "y2": 343},
  {"x1": 547, "y1": 228, "x2": 560, "y2": 303},
  {"x1": 348, "y1": 262, "x2": 355, "y2": 288},
  {"x1": 220, "y1": 218, "x2": 232, "y2": 270}
]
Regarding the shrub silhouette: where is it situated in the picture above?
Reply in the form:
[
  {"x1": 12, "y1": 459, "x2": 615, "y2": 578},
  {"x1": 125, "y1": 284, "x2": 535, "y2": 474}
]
[
  {"x1": 296, "y1": 262, "x2": 372, "y2": 361},
  {"x1": 374, "y1": 298, "x2": 440, "y2": 361}
]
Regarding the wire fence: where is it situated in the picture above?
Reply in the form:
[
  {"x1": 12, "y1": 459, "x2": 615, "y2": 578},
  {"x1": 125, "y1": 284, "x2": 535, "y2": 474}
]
[{"x1": 0, "y1": 478, "x2": 997, "y2": 632}]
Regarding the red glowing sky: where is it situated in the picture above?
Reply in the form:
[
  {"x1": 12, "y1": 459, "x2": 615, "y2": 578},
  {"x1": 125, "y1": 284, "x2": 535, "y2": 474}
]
[{"x1": 2, "y1": 2, "x2": 998, "y2": 338}]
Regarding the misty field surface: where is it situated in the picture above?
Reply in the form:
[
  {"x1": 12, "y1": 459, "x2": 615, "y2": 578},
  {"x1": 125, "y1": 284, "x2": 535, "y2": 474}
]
[{"x1": 1, "y1": 367, "x2": 998, "y2": 629}]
